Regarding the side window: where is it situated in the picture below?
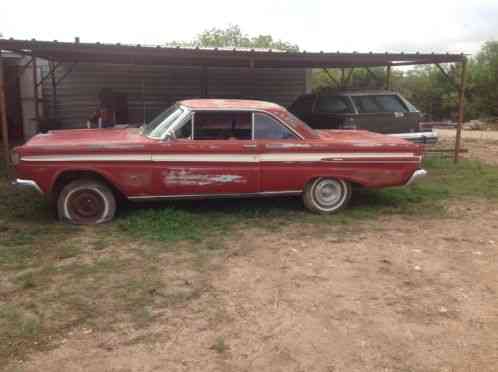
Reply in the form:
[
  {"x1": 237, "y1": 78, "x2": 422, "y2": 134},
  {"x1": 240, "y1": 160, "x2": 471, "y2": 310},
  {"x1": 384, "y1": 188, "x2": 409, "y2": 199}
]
[
  {"x1": 374, "y1": 95, "x2": 408, "y2": 113},
  {"x1": 254, "y1": 113, "x2": 297, "y2": 140},
  {"x1": 352, "y1": 95, "x2": 408, "y2": 113},
  {"x1": 290, "y1": 95, "x2": 316, "y2": 114},
  {"x1": 316, "y1": 96, "x2": 353, "y2": 114},
  {"x1": 352, "y1": 96, "x2": 382, "y2": 113},
  {"x1": 193, "y1": 112, "x2": 252, "y2": 140},
  {"x1": 174, "y1": 118, "x2": 192, "y2": 139}
]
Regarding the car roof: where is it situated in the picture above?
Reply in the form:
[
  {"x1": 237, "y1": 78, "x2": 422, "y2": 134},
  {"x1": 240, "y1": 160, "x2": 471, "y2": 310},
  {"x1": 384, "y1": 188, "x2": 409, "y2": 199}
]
[
  {"x1": 178, "y1": 99, "x2": 284, "y2": 111},
  {"x1": 300, "y1": 90, "x2": 399, "y2": 97}
]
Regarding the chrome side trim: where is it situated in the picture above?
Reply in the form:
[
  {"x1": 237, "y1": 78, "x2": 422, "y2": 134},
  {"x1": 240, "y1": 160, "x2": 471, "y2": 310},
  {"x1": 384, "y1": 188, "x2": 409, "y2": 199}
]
[
  {"x1": 128, "y1": 190, "x2": 302, "y2": 201},
  {"x1": 21, "y1": 152, "x2": 420, "y2": 163},
  {"x1": 12, "y1": 178, "x2": 43, "y2": 194},
  {"x1": 389, "y1": 131, "x2": 438, "y2": 144},
  {"x1": 22, "y1": 154, "x2": 151, "y2": 162},
  {"x1": 405, "y1": 169, "x2": 427, "y2": 186}
]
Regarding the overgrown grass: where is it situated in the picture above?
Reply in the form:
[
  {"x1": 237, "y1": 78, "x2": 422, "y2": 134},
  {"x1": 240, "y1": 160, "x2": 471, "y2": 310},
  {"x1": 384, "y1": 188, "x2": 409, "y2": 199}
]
[{"x1": 118, "y1": 158, "x2": 498, "y2": 242}]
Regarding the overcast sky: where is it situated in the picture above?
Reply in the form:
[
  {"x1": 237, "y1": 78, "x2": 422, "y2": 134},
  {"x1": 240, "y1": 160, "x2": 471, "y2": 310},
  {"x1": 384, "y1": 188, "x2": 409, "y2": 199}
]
[{"x1": 1, "y1": 0, "x2": 497, "y2": 54}]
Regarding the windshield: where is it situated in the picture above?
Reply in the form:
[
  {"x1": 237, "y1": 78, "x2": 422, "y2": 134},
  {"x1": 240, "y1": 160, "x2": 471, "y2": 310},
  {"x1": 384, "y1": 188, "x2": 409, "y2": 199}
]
[{"x1": 142, "y1": 105, "x2": 184, "y2": 138}]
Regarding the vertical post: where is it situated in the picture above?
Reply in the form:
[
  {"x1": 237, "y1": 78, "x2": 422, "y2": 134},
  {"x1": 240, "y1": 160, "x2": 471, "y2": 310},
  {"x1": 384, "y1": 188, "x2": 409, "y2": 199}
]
[
  {"x1": 0, "y1": 51, "x2": 11, "y2": 172},
  {"x1": 32, "y1": 55, "x2": 40, "y2": 127},
  {"x1": 340, "y1": 68, "x2": 345, "y2": 87},
  {"x1": 454, "y1": 58, "x2": 467, "y2": 163},
  {"x1": 385, "y1": 65, "x2": 392, "y2": 90},
  {"x1": 200, "y1": 66, "x2": 208, "y2": 98},
  {"x1": 50, "y1": 61, "x2": 57, "y2": 125}
]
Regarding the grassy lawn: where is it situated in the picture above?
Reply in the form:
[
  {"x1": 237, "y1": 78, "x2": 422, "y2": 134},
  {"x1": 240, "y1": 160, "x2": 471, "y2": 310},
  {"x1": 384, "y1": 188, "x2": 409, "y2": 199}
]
[{"x1": 1, "y1": 157, "x2": 498, "y2": 364}]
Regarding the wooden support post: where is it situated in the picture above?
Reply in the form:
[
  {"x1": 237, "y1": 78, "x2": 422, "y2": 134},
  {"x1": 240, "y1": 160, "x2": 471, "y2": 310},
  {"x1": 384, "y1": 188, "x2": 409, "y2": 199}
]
[
  {"x1": 454, "y1": 58, "x2": 467, "y2": 163},
  {"x1": 322, "y1": 68, "x2": 340, "y2": 87},
  {"x1": 385, "y1": 65, "x2": 392, "y2": 90},
  {"x1": 0, "y1": 52, "x2": 10, "y2": 172},
  {"x1": 32, "y1": 55, "x2": 40, "y2": 127}
]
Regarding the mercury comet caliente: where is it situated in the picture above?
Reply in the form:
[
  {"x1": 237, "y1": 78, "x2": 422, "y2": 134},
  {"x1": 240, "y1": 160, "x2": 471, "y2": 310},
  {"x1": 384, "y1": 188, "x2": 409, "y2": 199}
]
[{"x1": 12, "y1": 99, "x2": 427, "y2": 224}]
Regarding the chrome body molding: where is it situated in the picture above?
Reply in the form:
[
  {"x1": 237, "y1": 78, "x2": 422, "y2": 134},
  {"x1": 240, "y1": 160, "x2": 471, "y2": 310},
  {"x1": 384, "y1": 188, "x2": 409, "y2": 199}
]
[
  {"x1": 21, "y1": 152, "x2": 420, "y2": 163},
  {"x1": 128, "y1": 190, "x2": 302, "y2": 201},
  {"x1": 12, "y1": 178, "x2": 43, "y2": 194},
  {"x1": 405, "y1": 169, "x2": 428, "y2": 186},
  {"x1": 389, "y1": 131, "x2": 438, "y2": 144}
]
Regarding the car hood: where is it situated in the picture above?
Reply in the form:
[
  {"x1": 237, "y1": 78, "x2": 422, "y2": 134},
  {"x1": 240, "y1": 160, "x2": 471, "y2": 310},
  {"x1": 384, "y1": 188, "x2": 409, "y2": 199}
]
[{"x1": 18, "y1": 128, "x2": 152, "y2": 155}]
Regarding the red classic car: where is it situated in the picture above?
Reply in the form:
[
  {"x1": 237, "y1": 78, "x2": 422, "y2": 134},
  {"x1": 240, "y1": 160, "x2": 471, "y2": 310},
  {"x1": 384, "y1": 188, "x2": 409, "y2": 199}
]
[{"x1": 12, "y1": 99, "x2": 427, "y2": 224}]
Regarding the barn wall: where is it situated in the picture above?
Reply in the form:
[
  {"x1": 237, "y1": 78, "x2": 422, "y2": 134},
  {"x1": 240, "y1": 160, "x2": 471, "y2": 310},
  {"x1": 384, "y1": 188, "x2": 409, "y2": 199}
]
[{"x1": 42, "y1": 63, "x2": 306, "y2": 129}]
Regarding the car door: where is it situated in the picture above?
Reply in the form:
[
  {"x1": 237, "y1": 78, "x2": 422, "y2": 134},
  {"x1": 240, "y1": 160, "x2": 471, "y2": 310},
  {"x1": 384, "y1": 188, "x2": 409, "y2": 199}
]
[
  {"x1": 309, "y1": 95, "x2": 356, "y2": 129},
  {"x1": 149, "y1": 110, "x2": 259, "y2": 196},
  {"x1": 350, "y1": 94, "x2": 413, "y2": 134},
  {"x1": 253, "y1": 112, "x2": 311, "y2": 193}
]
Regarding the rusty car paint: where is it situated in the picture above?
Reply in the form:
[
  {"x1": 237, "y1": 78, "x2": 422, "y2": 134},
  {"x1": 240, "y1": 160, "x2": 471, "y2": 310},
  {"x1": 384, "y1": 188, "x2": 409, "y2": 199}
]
[{"x1": 13, "y1": 99, "x2": 424, "y2": 201}]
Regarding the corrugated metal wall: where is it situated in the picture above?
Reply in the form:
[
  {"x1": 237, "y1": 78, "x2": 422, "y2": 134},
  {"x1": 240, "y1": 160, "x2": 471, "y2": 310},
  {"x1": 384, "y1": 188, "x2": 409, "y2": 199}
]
[{"x1": 42, "y1": 63, "x2": 306, "y2": 129}]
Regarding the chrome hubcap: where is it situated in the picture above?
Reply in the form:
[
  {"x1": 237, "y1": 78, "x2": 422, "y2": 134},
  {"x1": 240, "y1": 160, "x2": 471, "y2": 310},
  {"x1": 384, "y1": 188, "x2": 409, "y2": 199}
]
[{"x1": 314, "y1": 179, "x2": 344, "y2": 208}]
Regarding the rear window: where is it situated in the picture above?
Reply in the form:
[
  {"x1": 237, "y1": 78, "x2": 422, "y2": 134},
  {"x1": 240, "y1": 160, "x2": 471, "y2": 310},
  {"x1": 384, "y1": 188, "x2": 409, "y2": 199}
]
[
  {"x1": 316, "y1": 96, "x2": 353, "y2": 114},
  {"x1": 352, "y1": 95, "x2": 408, "y2": 114}
]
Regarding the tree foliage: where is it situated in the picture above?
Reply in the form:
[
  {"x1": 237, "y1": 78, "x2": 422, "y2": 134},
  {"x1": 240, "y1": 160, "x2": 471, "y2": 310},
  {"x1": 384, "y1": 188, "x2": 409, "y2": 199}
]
[
  {"x1": 170, "y1": 26, "x2": 497, "y2": 121},
  {"x1": 170, "y1": 25, "x2": 299, "y2": 52},
  {"x1": 312, "y1": 41, "x2": 498, "y2": 121}
]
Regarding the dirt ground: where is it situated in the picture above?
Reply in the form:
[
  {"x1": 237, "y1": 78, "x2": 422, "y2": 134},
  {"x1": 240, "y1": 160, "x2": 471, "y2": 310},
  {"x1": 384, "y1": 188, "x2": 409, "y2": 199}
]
[
  {"x1": 437, "y1": 128, "x2": 498, "y2": 165},
  {"x1": 4, "y1": 131, "x2": 498, "y2": 372}
]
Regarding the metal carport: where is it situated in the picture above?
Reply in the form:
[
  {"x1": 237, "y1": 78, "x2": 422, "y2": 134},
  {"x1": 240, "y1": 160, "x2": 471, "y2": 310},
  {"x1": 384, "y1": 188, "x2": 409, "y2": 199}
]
[{"x1": 0, "y1": 38, "x2": 467, "y2": 171}]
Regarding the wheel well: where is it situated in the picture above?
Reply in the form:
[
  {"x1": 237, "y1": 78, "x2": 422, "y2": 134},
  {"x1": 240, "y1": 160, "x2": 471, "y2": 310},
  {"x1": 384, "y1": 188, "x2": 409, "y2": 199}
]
[
  {"x1": 305, "y1": 176, "x2": 363, "y2": 189},
  {"x1": 51, "y1": 170, "x2": 125, "y2": 202}
]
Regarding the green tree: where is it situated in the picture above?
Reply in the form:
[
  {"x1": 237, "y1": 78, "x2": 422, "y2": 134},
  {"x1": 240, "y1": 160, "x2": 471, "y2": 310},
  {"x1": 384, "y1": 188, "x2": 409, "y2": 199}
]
[
  {"x1": 170, "y1": 25, "x2": 299, "y2": 52},
  {"x1": 469, "y1": 41, "x2": 498, "y2": 118}
]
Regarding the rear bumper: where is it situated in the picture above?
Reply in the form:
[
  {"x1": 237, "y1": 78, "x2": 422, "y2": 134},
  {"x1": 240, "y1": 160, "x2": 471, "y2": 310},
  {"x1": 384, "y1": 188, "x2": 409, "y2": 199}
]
[
  {"x1": 389, "y1": 131, "x2": 438, "y2": 144},
  {"x1": 405, "y1": 169, "x2": 427, "y2": 186},
  {"x1": 12, "y1": 178, "x2": 43, "y2": 194}
]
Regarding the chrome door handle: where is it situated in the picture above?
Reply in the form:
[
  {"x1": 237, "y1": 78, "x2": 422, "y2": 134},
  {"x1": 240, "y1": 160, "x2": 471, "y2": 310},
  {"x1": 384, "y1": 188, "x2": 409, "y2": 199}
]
[{"x1": 243, "y1": 144, "x2": 257, "y2": 148}]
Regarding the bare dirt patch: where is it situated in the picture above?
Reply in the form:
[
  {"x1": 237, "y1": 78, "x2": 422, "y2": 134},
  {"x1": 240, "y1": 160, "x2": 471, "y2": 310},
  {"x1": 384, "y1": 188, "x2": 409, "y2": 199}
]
[
  {"x1": 8, "y1": 199, "x2": 498, "y2": 372},
  {"x1": 437, "y1": 129, "x2": 498, "y2": 165}
]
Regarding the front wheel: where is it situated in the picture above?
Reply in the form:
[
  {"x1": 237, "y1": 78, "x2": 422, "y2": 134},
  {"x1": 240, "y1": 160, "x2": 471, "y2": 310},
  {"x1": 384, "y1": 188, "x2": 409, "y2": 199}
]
[
  {"x1": 303, "y1": 177, "x2": 351, "y2": 214},
  {"x1": 57, "y1": 179, "x2": 116, "y2": 224}
]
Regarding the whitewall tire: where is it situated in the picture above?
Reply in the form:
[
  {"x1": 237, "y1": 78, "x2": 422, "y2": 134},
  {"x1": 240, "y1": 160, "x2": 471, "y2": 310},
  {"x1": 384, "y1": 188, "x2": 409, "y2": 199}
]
[
  {"x1": 303, "y1": 177, "x2": 352, "y2": 214},
  {"x1": 57, "y1": 179, "x2": 116, "y2": 225}
]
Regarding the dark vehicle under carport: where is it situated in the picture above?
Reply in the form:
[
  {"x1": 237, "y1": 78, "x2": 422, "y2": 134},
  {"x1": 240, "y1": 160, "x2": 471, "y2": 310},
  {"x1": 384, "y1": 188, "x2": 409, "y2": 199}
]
[{"x1": 289, "y1": 90, "x2": 437, "y2": 144}]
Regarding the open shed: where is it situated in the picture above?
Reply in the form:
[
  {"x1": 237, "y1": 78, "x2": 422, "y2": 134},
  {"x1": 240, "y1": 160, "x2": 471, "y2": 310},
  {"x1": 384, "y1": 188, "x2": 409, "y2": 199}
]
[{"x1": 0, "y1": 38, "x2": 467, "y2": 169}]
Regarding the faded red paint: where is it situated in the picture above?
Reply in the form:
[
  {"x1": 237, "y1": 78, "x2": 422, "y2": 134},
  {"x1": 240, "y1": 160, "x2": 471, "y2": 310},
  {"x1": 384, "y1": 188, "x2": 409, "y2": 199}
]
[{"x1": 13, "y1": 100, "x2": 424, "y2": 200}]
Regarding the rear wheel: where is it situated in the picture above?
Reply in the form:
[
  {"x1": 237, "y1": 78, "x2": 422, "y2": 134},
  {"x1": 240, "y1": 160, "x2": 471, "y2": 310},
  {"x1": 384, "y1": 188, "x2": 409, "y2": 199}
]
[
  {"x1": 303, "y1": 177, "x2": 351, "y2": 214},
  {"x1": 57, "y1": 179, "x2": 116, "y2": 224}
]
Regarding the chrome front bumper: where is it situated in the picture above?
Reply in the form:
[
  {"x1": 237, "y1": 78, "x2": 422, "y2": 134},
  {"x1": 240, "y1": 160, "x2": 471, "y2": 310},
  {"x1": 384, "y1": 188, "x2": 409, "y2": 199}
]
[
  {"x1": 12, "y1": 178, "x2": 43, "y2": 194},
  {"x1": 405, "y1": 169, "x2": 427, "y2": 186}
]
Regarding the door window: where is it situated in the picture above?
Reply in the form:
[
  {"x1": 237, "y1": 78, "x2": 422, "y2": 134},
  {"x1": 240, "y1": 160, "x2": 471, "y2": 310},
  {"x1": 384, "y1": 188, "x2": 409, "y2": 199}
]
[
  {"x1": 174, "y1": 117, "x2": 192, "y2": 139},
  {"x1": 254, "y1": 113, "x2": 297, "y2": 140},
  {"x1": 374, "y1": 95, "x2": 408, "y2": 113},
  {"x1": 352, "y1": 95, "x2": 408, "y2": 113},
  {"x1": 315, "y1": 96, "x2": 353, "y2": 114},
  {"x1": 191, "y1": 112, "x2": 252, "y2": 140}
]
